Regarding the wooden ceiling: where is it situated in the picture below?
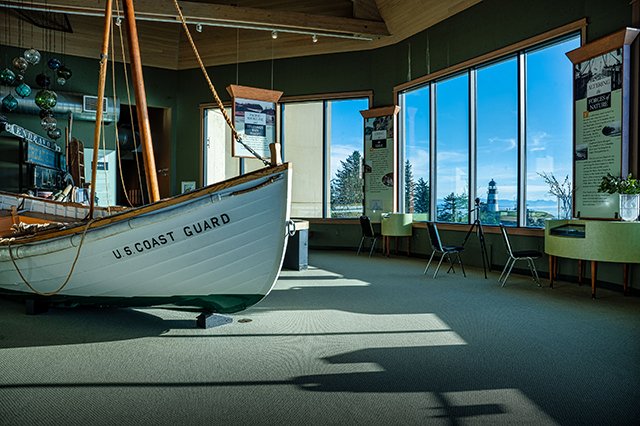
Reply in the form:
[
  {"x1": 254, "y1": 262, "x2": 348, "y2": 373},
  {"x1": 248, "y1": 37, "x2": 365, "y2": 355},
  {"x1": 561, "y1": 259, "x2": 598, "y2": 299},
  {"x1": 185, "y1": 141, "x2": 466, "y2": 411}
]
[{"x1": 0, "y1": 0, "x2": 482, "y2": 70}]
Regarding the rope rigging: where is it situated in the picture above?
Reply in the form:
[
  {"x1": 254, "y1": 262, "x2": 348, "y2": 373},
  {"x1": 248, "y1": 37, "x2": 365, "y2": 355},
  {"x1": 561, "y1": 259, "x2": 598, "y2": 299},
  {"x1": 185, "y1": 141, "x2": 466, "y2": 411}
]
[{"x1": 171, "y1": 0, "x2": 271, "y2": 166}]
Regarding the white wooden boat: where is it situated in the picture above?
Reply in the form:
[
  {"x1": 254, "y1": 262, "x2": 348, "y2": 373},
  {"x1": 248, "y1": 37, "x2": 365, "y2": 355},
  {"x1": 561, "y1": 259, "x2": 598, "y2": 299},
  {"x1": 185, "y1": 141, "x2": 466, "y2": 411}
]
[
  {"x1": 0, "y1": 0, "x2": 292, "y2": 315},
  {"x1": 0, "y1": 164, "x2": 291, "y2": 312}
]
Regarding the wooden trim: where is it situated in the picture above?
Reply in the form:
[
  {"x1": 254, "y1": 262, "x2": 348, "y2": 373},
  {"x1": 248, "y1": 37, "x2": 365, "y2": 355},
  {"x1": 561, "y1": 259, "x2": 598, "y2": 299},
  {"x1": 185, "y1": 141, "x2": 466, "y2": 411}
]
[
  {"x1": 226, "y1": 85, "x2": 283, "y2": 103},
  {"x1": 4, "y1": 0, "x2": 389, "y2": 38},
  {"x1": 281, "y1": 90, "x2": 374, "y2": 104},
  {"x1": 303, "y1": 218, "x2": 544, "y2": 237},
  {"x1": 393, "y1": 18, "x2": 587, "y2": 96},
  {"x1": 360, "y1": 105, "x2": 400, "y2": 118},
  {"x1": 566, "y1": 27, "x2": 640, "y2": 64}
]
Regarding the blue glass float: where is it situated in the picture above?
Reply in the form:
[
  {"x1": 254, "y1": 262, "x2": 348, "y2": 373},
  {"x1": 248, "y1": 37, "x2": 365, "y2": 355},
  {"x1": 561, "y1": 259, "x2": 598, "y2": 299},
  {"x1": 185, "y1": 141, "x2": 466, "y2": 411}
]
[
  {"x1": 0, "y1": 68, "x2": 16, "y2": 85},
  {"x1": 24, "y1": 48, "x2": 41, "y2": 65},
  {"x1": 57, "y1": 77, "x2": 66, "y2": 86},
  {"x1": 35, "y1": 89, "x2": 57, "y2": 110},
  {"x1": 36, "y1": 73, "x2": 51, "y2": 88},
  {"x1": 2, "y1": 94, "x2": 18, "y2": 112},
  {"x1": 15, "y1": 82, "x2": 32, "y2": 98},
  {"x1": 47, "y1": 58, "x2": 62, "y2": 70},
  {"x1": 12, "y1": 57, "x2": 28, "y2": 73}
]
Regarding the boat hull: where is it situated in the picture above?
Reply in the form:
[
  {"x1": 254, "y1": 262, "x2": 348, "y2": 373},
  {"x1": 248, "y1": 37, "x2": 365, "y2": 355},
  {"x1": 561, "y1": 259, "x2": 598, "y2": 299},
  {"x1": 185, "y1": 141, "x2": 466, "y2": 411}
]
[{"x1": 0, "y1": 165, "x2": 291, "y2": 313}]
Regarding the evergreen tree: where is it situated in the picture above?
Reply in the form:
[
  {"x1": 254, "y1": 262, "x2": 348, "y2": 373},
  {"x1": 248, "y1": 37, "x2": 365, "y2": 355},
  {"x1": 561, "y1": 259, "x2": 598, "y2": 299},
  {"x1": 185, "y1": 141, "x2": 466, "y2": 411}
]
[
  {"x1": 330, "y1": 151, "x2": 363, "y2": 216},
  {"x1": 438, "y1": 192, "x2": 467, "y2": 222},
  {"x1": 404, "y1": 160, "x2": 415, "y2": 212},
  {"x1": 414, "y1": 178, "x2": 429, "y2": 213}
]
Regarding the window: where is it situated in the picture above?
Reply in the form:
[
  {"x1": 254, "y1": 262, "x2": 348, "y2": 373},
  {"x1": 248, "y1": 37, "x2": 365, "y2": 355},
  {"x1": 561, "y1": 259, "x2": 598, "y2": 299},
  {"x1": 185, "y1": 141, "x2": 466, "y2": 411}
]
[
  {"x1": 524, "y1": 36, "x2": 580, "y2": 226},
  {"x1": 435, "y1": 73, "x2": 469, "y2": 223},
  {"x1": 400, "y1": 85, "x2": 430, "y2": 219},
  {"x1": 399, "y1": 32, "x2": 580, "y2": 228},
  {"x1": 327, "y1": 98, "x2": 369, "y2": 218},
  {"x1": 476, "y1": 57, "x2": 518, "y2": 226},
  {"x1": 282, "y1": 101, "x2": 324, "y2": 217}
]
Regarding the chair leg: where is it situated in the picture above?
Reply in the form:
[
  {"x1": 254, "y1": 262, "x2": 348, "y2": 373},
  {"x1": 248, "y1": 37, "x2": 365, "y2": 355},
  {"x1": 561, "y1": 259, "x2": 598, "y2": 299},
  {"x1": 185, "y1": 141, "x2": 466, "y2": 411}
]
[
  {"x1": 434, "y1": 254, "x2": 446, "y2": 278},
  {"x1": 446, "y1": 253, "x2": 456, "y2": 274},
  {"x1": 501, "y1": 258, "x2": 516, "y2": 287},
  {"x1": 498, "y1": 259, "x2": 510, "y2": 283},
  {"x1": 528, "y1": 258, "x2": 541, "y2": 286},
  {"x1": 457, "y1": 253, "x2": 466, "y2": 277},
  {"x1": 357, "y1": 236, "x2": 365, "y2": 256},
  {"x1": 424, "y1": 251, "x2": 436, "y2": 275},
  {"x1": 368, "y1": 237, "x2": 377, "y2": 257}
]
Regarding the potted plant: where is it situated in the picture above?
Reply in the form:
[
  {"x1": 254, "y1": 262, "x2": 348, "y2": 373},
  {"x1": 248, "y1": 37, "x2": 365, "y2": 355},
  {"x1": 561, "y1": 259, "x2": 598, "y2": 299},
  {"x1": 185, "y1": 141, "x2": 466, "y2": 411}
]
[{"x1": 598, "y1": 173, "x2": 640, "y2": 221}]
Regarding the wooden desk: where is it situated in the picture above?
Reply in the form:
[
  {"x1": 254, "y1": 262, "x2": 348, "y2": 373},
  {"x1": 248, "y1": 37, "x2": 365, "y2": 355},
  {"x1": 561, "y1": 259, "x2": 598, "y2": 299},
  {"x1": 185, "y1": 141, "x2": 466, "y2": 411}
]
[
  {"x1": 544, "y1": 219, "x2": 640, "y2": 298},
  {"x1": 381, "y1": 213, "x2": 412, "y2": 256}
]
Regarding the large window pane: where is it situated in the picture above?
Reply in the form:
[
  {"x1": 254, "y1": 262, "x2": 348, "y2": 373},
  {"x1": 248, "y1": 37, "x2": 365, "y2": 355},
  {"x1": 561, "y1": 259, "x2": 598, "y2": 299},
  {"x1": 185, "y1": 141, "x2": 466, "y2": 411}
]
[
  {"x1": 282, "y1": 101, "x2": 324, "y2": 217},
  {"x1": 400, "y1": 85, "x2": 430, "y2": 219},
  {"x1": 525, "y1": 36, "x2": 580, "y2": 227},
  {"x1": 436, "y1": 73, "x2": 469, "y2": 223},
  {"x1": 476, "y1": 57, "x2": 518, "y2": 226},
  {"x1": 327, "y1": 98, "x2": 368, "y2": 218}
]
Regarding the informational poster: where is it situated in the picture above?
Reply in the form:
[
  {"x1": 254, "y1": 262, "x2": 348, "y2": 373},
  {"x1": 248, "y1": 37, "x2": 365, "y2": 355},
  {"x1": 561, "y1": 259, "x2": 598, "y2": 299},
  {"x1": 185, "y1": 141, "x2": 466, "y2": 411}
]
[
  {"x1": 361, "y1": 106, "x2": 399, "y2": 222},
  {"x1": 227, "y1": 85, "x2": 283, "y2": 160},
  {"x1": 567, "y1": 28, "x2": 639, "y2": 219},
  {"x1": 573, "y1": 49, "x2": 623, "y2": 218}
]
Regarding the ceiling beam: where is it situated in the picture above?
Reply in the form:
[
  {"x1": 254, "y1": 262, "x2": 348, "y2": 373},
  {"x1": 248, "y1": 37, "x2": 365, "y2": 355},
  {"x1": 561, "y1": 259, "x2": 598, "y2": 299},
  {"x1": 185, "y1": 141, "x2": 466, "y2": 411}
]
[{"x1": 0, "y1": 0, "x2": 390, "y2": 39}]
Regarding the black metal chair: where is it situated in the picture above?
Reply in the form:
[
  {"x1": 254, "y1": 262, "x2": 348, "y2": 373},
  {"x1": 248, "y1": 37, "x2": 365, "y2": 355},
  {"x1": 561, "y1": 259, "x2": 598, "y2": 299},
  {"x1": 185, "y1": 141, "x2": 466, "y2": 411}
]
[
  {"x1": 357, "y1": 215, "x2": 380, "y2": 257},
  {"x1": 498, "y1": 224, "x2": 542, "y2": 287},
  {"x1": 424, "y1": 222, "x2": 466, "y2": 278}
]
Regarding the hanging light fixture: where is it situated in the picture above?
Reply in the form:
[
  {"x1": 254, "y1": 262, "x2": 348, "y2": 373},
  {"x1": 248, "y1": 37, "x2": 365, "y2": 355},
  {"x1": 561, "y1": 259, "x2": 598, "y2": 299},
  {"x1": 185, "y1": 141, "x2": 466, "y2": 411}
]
[
  {"x1": 196, "y1": 23, "x2": 203, "y2": 33},
  {"x1": 312, "y1": 34, "x2": 318, "y2": 43},
  {"x1": 271, "y1": 30, "x2": 278, "y2": 39}
]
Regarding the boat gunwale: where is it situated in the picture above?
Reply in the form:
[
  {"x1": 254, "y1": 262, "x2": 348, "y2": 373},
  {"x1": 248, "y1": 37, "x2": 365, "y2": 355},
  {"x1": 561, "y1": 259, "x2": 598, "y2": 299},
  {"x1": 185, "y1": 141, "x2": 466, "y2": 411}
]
[{"x1": 1, "y1": 163, "x2": 290, "y2": 246}]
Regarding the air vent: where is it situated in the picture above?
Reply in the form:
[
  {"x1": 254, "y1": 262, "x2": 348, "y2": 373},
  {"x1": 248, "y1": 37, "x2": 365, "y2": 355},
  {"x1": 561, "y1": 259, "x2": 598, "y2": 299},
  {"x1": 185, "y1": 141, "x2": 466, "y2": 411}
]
[{"x1": 83, "y1": 95, "x2": 108, "y2": 113}]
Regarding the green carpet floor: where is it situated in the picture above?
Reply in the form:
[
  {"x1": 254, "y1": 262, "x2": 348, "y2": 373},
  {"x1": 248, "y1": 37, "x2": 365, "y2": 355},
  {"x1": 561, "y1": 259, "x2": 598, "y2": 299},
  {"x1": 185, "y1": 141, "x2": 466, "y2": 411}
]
[{"x1": 1, "y1": 250, "x2": 638, "y2": 425}]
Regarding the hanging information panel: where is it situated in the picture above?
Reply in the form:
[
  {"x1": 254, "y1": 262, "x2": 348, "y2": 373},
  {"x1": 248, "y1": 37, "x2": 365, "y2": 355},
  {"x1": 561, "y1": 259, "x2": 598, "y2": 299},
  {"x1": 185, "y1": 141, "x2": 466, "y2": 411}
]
[
  {"x1": 227, "y1": 85, "x2": 283, "y2": 159},
  {"x1": 360, "y1": 106, "x2": 400, "y2": 222},
  {"x1": 566, "y1": 28, "x2": 639, "y2": 219}
]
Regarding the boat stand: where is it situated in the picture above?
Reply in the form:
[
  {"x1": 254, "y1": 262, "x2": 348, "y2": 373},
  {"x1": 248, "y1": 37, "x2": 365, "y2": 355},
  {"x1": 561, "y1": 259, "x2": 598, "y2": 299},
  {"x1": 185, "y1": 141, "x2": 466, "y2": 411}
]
[{"x1": 196, "y1": 313, "x2": 232, "y2": 329}]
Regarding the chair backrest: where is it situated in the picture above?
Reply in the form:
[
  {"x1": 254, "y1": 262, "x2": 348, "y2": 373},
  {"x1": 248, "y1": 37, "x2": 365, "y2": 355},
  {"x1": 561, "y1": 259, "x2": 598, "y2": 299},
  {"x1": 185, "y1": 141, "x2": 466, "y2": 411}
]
[
  {"x1": 426, "y1": 222, "x2": 444, "y2": 251},
  {"x1": 499, "y1": 224, "x2": 514, "y2": 256},
  {"x1": 360, "y1": 215, "x2": 375, "y2": 237}
]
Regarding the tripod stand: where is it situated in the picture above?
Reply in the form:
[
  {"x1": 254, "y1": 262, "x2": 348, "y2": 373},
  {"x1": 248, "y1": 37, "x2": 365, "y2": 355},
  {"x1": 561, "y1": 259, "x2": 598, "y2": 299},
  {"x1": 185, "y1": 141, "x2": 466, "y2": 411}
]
[{"x1": 462, "y1": 198, "x2": 490, "y2": 278}]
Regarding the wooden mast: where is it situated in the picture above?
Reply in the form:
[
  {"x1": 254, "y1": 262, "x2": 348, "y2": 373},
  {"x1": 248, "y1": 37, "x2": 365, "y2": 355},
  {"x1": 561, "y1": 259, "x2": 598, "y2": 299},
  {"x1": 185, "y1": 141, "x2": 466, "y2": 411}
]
[
  {"x1": 123, "y1": 0, "x2": 160, "y2": 203},
  {"x1": 89, "y1": 0, "x2": 114, "y2": 219}
]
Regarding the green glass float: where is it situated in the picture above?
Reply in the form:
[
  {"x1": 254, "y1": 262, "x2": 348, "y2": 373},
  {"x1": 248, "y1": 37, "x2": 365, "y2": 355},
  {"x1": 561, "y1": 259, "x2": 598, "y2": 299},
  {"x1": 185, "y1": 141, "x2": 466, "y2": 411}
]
[
  {"x1": 23, "y1": 48, "x2": 41, "y2": 65},
  {"x1": 47, "y1": 128, "x2": 62, "y2": 140},
  {"x1": 57, "y1": 77, "x2": 67, "y2": 86},
  {"x1": 2, "y1": 94, "x2": 18, "y2": 112},
  {"x1": 15, "y1": 82, "x2": 32, "y2": 98},
  {"x1": 57, "y1": 66, "x2": 72, "y2": 80},
  {"x1": 41, "y1": 115, "x2": 57, "y2": 131},
  {"x1": 12, "y1": 57, "x2": 28, "y2": 73},
  {"x1": 35, "y1": 89, "x2": 58, "y2": 110},
  {"x1": 0, "y1": 68, "x2": 16, "y2": 85}
]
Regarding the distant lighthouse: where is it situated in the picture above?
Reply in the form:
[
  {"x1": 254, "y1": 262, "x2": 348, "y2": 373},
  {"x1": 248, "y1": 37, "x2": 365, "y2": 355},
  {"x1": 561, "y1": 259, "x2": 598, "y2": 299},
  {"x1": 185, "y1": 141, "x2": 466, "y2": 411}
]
[{"x1": 487, "y1": 179, "x2": 499, "y2": 212}]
